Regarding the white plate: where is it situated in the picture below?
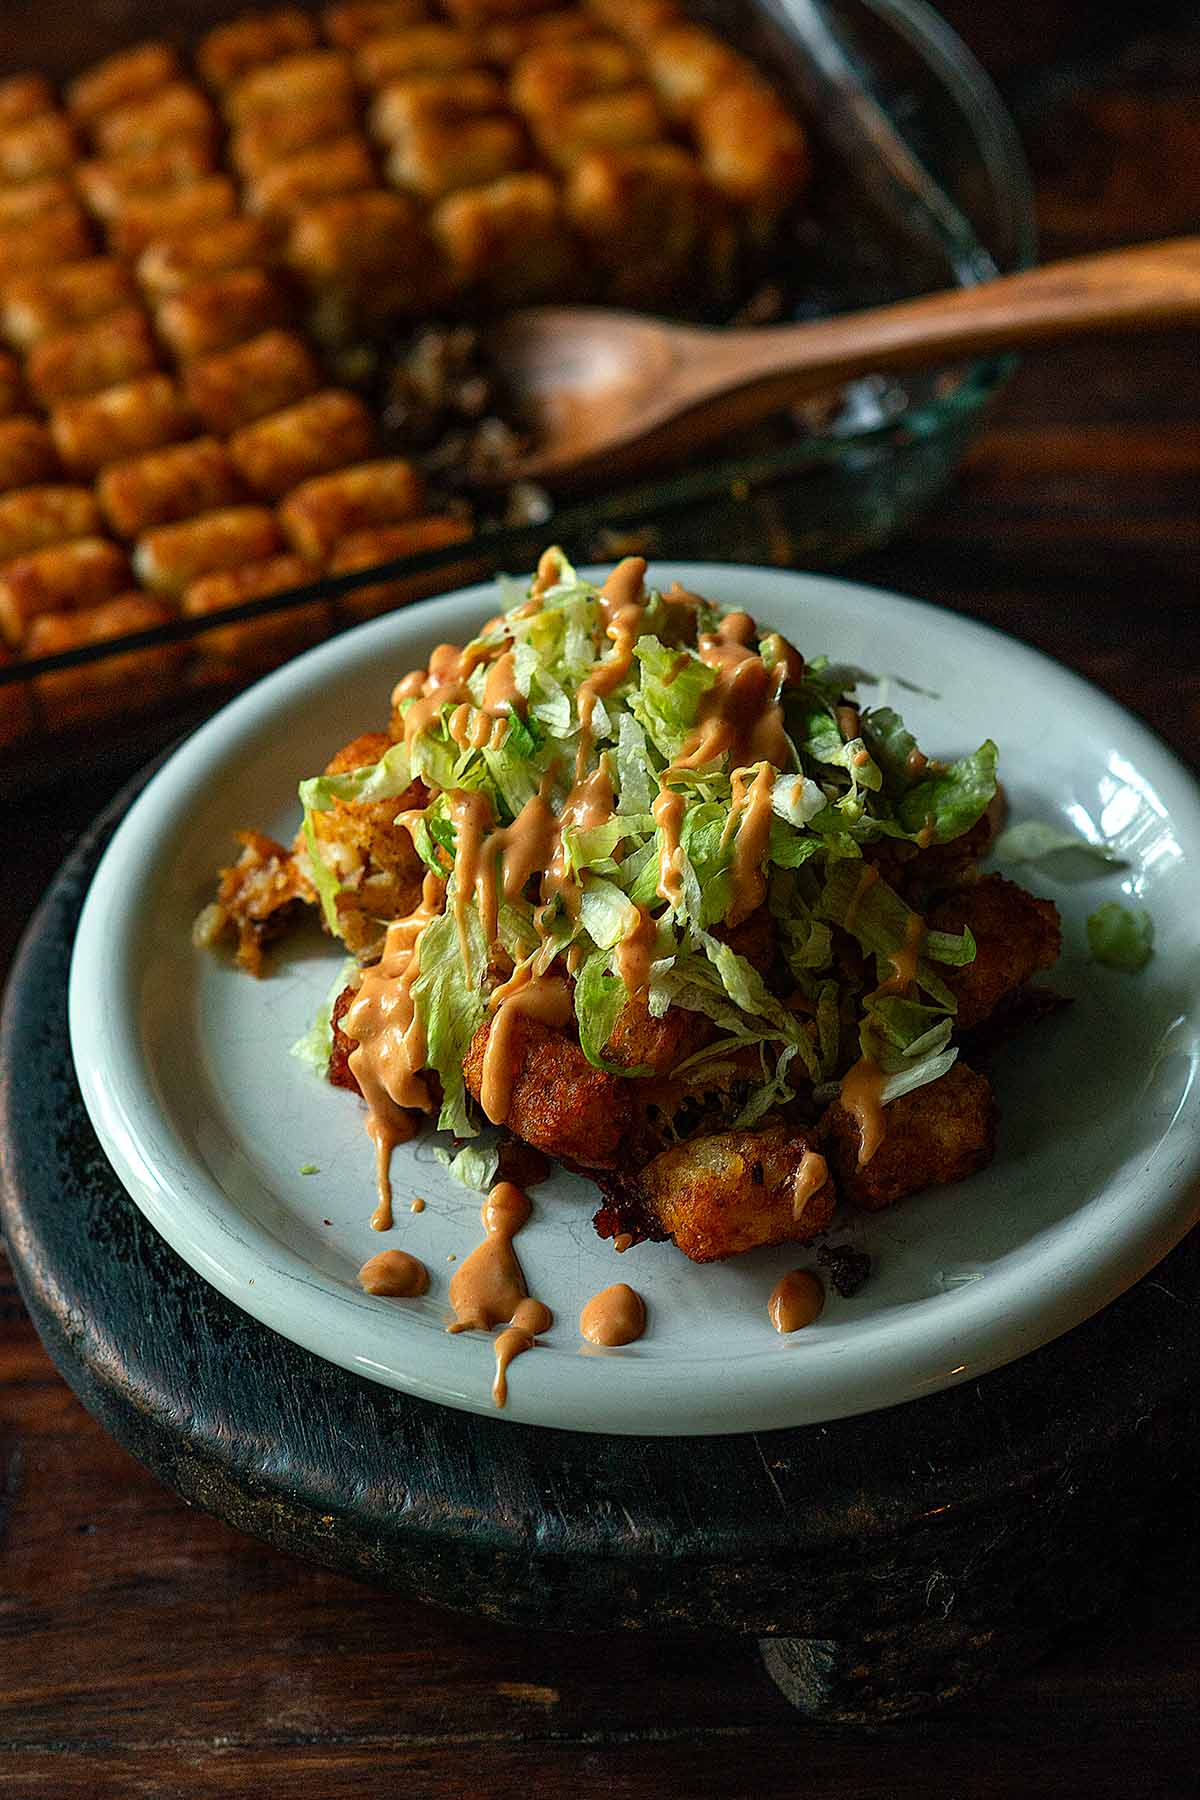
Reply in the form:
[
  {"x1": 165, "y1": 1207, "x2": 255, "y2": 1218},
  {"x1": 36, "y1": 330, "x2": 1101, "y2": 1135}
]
[{"x1": 68, "y1": 565, "x2": 1200, "y2": 1436}]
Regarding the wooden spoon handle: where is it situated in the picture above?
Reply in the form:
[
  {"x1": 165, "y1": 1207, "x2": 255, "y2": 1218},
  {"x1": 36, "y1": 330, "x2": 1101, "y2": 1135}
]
[{"x1": 689, "y1": 236, "x2": 1200, "y2": 403}]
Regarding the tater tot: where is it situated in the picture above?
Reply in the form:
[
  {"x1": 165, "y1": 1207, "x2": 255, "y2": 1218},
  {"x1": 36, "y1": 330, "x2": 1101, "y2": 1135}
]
[
  {"x1": 510, "y1": 38, "x2": 638, "y2": 115},
  {"x1": 98, "y1": 437, "x2": 242, "y2": 538},
  {"x1": 368, "y1": 70, "x2": 503, "y2": 142},
  {"x1": 0, "y1": 114, "x2": 78, "y2": 184},
  {"x1": 323, "y1": 2, "x2": 432, "y2": 50},
  {"x1": 229, "y1": 98, "x2": 359, "y2": 180},
  {"x1": 482, "y1": 11, "x2": 594, "y2": 64},
  {"x1": 821, "y1": 1062, "x2": 997, "y2": 1213},
  {"x1": 0, "y1": 643, "x2": 34, "y2": 746},
  {"x1": 0, "y1": 176, "x2": 76, "y2": 226},
  {"x1": 93, "y1": 86, "x2": 216, "y2": 160},
  {"x1": 692, "y1": 84, "x2": 810, "y2": 222},
  {"x1": 0, "y1": 418, "x2": 60, "y2": 492},
  {"x1": 0, "y1": 353, "x2": 23, "y2": 418},
  {"x1": 356, "y1": 26, "x2": 480, "y2": 84},
  {"x1": 0, "y1": 259, "x2": 136, "y2": 349},
  {"x1": 0, "y1": 76, "x2": 55, "y2": 130},
  {"x1": 386, "y1": 115, "x2": 527, "y2": 199},
  {"x1": 136, "y1": 218, "x2": 281, "y2": 298},
  {"x1": 77, "y1": 141, "x2": 217, "y2": 219},
  {"x1": 926, "y1": 875, "x2": 1062, "y2": 1030},
  {"x1": 133, "y1": 504, "x2": 283, "y2": 596},
  {"x1": 464, "y1": 1010, "x2": 632, "y2": 1169},
  {"x1": 183, "y1": 553, "x2": 330, "y2": 676},
  {"x1": 27, "y1": 592, "x2": 185, "y2": 731},
  {"x1": 642, "y1": 23, "x2": 746, "y2": 116},
  {"x1": 246, "y1": 137, "x2": 377, "y2": 220},
  {"x1": 67, "y1": 43, "x2": 182, "y2": 127},
  {"x1": 431, "y1": 170, "x2": 572, "y2": 302},
  {"x1": 108, "y1": 175, "x2": 238, "y2": 259},
  {"x1": 229, "y1": 390, "x2": 374, "y2": 499},
  {"x1": 0, "y1": 207, "x2": 93, "y2": 280},
  {"x1": 182, "y1": 329, "x2": 321, "y2": 435},
  {"x1": 287, "y1": 190, "x2": 447, "y2": 324},
  {"x1": 155, "y1": 268, "x2": 293, "y2": 360},
  {"x1": 609, "y1": 1122, "x2": 836, "y2": 1260},
  {"x1": 535, "y1": 86, "x2": 664, "y2": 165},
  {"x1": 27, "y1": 308, "x2": 159, "y2": 406},
  {"x1": 279, "y1": 458, "x2": 424, "y2": 558},
  {"x1": 50, "y1": 374, "x2": 195, "y2": 478},
  {"x1": 226, "y1": 53, "x2": 355, "y2": 127},
  {"x1": 443, "y1": 0, "x2": 558, "y2": 22},
  {"x1": 0, "y1": 536, "x2": 131, "y2": 645},
  {"x1": 583, "y1": 0, "x2": 680, "y2": 42},
  {"x1": 0, "y1": 485, "x2": 102, "y2": 561},
  {"x1": 330, "y1": 514, "x2": 476, "y2": 619},
  {"x1": 566, "y1": 144, "x2": 707, "y2": 303},
  {"x1": 198, "y1": 9, "x2": 320, "y2": 90}
]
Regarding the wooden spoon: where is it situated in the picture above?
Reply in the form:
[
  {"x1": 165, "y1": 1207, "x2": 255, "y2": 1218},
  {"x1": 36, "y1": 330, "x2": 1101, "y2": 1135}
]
[{"x1": 484, "y1": 236, "x2": 1200, "y2": 487}]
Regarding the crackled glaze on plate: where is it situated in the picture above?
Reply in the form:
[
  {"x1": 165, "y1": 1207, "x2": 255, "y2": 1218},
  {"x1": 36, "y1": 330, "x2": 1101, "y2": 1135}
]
[{"x1": 68, "y1": 566, "x2": 1200, "y2": 1434}]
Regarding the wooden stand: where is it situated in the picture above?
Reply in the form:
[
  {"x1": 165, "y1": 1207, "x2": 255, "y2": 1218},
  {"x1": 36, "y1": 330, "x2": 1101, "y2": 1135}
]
[{"x1": 3, "y1": 775, "x2": 1197, "y2": 1728}]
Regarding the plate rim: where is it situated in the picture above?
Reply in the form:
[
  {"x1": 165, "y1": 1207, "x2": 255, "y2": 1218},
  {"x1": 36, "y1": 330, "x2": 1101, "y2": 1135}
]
[{"x1": 67, "y1": 562, "x2": 1200, "y2": 1435}]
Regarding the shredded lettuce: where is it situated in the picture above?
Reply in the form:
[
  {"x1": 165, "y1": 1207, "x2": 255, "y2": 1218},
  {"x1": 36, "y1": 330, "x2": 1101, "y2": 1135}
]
[
  {"x1": 410, "y1": 902, "x2": 486, "y2": 1135},
  {"x1": 996, "y1": 819, "x2": 1127, "y2": 869},
  {"x1": 298, "y1": 741, "x2": 412, "y2": 814},
  {"x1": 574, "y1": 946, "x2": 643, "y2": 1072},
  {"x1": 298, "y1": 549, "x2": 1020, "y2": 1147},
  {"x1": 880, "y1": 1046, "x2": 959, "y2": 1104},
  {"x1": 435, "y1": 1139, "x2": 500, "y2": 1190},
  {"x1": 815, "y1": 861, "x2": 975, "y2": 1007},
  {"x1": 860, "y1": 706, "x2": 920, "y2": 792},
  {"x1": 897, "y1": 740, "x2": 997, "y2": 843},
  {"x1": 290, "y1": 957, "x2": 358, "y2": 1077},
  {"x1": 301, "y1": 808, "x2": 342, "y2": 932},
  {"x1": 1087, "y1": 901, "x2": 1154, "y2": 971},
  {"x1": 630, "y1": 636, "x2": 715, "y2": 760}
]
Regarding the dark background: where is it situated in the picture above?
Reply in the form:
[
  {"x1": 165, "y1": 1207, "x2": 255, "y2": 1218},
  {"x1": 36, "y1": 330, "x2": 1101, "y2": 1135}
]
[{"x1": 2, "y1": 2, "x2": 1198, "y2": 1794}]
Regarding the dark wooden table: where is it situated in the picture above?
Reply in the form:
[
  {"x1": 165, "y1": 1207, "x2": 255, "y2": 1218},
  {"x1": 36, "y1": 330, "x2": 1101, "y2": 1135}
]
[{"x1": 3, "y1": 4, "x2": 1199, "y2": 1793}]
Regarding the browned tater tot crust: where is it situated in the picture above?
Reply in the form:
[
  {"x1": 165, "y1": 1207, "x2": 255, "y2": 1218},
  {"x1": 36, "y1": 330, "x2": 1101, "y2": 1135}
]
[
  {"x1": 0, "y1": 418, "x2": 59, "y2": 493},
  {"x1": 324, "y1": 2, "x2": 433, "y2": 51},
  {"x1": 1, "y1": 259, "x2": 137, "y2": 349},
  {"x1": 0, "y1": 485, "x2": 101, "y2": 561},
  {"x1": 300, "y1": 730, "x2": 428, "y2": 949},
  {"x1": 193, "y1": 829, "x2": 310, "y2": 976},
  {"x1": 27, "y1": 309, "x2": 159, "y2": 406},
  {"x1": 198, "y1": 9, "x2": 320, "y2": 91},
  {"x1": 50, "y1": 375, "x2": 195, "y2": 479},
  {"x1": 597, "y1": 1120, "x2": 836, "y2": 1261},
  {"x1": 464, "y1": 1010, "x2": 633, "y2": 1169},
  {"x1": 98, "y1": 436, "x2": 242, "y2": 539},
  {"x1": 134, "y1": 505, "x2": 283, "y2": 597},
  {"x1": 927, "y1": 874, "x2": 1061, "y2": 1030},
  {"x1": 820, "y1": 1060, "x2": 997, "y2": 1212},
  {"x1": 0, "y1": 76, "x2": 55, "y2": 130},
  {"x1": 183, "y1": 330, "x2": 322, "y2": 436},
  {"x1": 68, "y1": 43, "x2": 182, "y2": 125},
  {"x1": 0, "y1": 535, "x2": 131, "y2": 644},
  {"x1": 27, "y1": 591, "x2": 185, "y2": 730},
  {"x1": 183, "y1": 552, "x2": 329, "y2": 680},
  {"x1": 279, "y1": 458, "x2": 425, "y2": 559}
]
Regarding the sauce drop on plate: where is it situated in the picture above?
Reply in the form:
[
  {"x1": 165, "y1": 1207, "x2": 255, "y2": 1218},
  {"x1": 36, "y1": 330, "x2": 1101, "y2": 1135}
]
[
  {"x1": 768, "y1": 1269, "x2": 824, "y2": 1334},
  {"x1": 447, "y1": 1181, "x2": 552, "y2": 1407},
  {"x1": 492, "y1": 1295, "x2": 553, "y2": 1407},
  {"x1": 579, "y1": 1282, "x2": 645, "y2": 1347},
  {"x1": 357, "y1": 1249, "x2": 429, "y2": 1298}
]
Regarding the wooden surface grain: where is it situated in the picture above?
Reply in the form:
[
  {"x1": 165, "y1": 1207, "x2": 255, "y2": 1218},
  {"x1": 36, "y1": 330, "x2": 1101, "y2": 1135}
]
[{"x1": 2, "y1": 0, "x2": 1199, "y2": 1793}]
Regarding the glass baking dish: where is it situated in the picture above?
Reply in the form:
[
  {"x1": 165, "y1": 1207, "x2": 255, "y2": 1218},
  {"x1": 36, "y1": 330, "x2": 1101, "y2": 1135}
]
[{"x1": 0, "y1": 0, "x2": 1035, "y2": 792}]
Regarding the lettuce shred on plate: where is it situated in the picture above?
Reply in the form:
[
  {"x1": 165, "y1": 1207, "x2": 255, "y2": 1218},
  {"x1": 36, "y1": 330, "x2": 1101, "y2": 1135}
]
[{"x1": 197, "y1": 549, "x2": 1070, "y2": 1264}]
